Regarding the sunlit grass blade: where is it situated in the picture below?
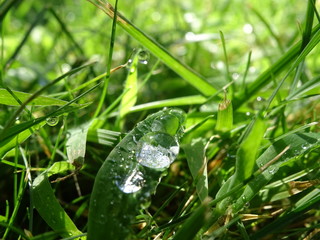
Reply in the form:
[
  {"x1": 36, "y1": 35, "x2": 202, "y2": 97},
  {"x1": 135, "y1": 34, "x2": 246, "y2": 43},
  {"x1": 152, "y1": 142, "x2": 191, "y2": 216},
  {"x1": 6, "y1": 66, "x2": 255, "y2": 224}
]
[
  {"x1": 215, "y1": 97, "x2": 233, "y2": 132},
  {"x1": 66, "y1": 121, "x2": 92, "y2": 166},
  {"x1": 235, "y1": 24, "x2": 320, "y2": 108},
  {"x1": 119, "y1": 51, "x2": 138, "y2": 120},
  {"x1": 232, "y1": 132, "x2": 320, "y2": 213},
  {"x1": 87, "y1": 0, "x2": 217, "y2": 96},
  {"x1": 127, "y1": 95, "x2": 207, "y2": 113},
  {"x1": 87, "y1": 128, "x2": 121, "y2": 146},
  {"x1": 183, "y1": 138, "x2": 208, "y2": 202},
  {"x1": 216, "y1": 116, "x2": 265, "y2": 211},
  {"x1": 265, "y1": 28, "x2": 320, "y2": 109}
]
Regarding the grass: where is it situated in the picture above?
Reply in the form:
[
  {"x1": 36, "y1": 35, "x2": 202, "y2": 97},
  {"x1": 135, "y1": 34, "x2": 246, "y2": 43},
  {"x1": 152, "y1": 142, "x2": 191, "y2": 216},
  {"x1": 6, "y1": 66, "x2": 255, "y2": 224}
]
[{"x1": 0, "y1": 0, "x2": 320, "y2": 239}]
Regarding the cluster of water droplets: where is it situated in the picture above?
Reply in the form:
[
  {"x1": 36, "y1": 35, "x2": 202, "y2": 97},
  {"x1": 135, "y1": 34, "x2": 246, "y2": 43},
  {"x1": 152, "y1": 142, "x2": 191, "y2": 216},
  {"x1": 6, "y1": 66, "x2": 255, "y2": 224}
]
[{"x1": 114, "y1": 109, "x2": 185, "y2": 194}]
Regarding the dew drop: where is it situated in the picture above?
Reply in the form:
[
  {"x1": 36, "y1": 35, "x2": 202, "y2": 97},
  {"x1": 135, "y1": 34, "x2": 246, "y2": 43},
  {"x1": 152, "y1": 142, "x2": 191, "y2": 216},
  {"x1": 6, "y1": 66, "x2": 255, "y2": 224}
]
[
  {"x1": 15, "y1": 117, "x2": 20, "y2": 124},
  {"x1": 301, "y1": 143, "x2": 309, "y2": 150},
  {"x1": 151, "y1": 114, "x2": 180, "y2": 135},
  {"x1": 138, "y1": 50, "x2": 150, "y2": 64},
  {"x1": 268, "y1": 167, "x2": 276, "y2": 175},
  {"x1": 46, "y1": 116, "x2": 59, "y2": 126},
  {"x1": 116, "y1": 168, "x2": 145, "y2": 194},
  {"x1": 136, "y1": 132, "x2": 179, "y2": 169},
  {"x1": 137, "y1": 122, "x2": 150, "y2": 133},
  {"x1": 294, "y1": 149, "x2": 300, "y2": 156}
]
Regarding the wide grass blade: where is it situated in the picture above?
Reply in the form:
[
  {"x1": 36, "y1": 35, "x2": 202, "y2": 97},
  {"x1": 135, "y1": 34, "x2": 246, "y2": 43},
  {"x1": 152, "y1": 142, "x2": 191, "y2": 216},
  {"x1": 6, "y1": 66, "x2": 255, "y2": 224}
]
[
  {"x1": 215, "y1": 97, "x2": 233, "y2": 132},
  {"x1": 215, "y1": 116, "x2": 265, "y2": 211},
  {"x1": 66, "y1": 121, "x2": 92, "y2": 166},
  {"x1": 183, "y1": 138, "x2": 208, "y2": 202},
  {"x1": 31, "y1": 174, "x2": 82, "y2": 239}
]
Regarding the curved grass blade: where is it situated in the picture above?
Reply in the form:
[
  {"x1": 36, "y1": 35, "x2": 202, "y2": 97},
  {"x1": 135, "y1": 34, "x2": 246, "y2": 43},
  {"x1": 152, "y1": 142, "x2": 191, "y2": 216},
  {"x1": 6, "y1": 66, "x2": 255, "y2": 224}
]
[
  {"x1": 215, "y1": 116, "x2": 265, "y2": 211},
  {"x1": 0, "y1": 121, "x2": 46, "y2": 159},
  {"x1": 87, "y1": 108, "x2": 185, "y2": 240},
  {"x1": 66, "y1": 121, "x2": 92, "y2": 166},
  {"x1": 183, "y1": 138, "x2": 208, "y2": 202},
  {"x1": 31, "y1": 174, "x2": 82, "y2": 239},
  {"x1": 86, "y1": 0, "x2": 217, "y2": 96}
]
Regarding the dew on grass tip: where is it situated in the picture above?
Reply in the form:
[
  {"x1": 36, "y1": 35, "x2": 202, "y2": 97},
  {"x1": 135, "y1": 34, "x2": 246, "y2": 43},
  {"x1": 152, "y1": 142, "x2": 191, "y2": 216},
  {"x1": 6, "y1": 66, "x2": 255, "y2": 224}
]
[
  {"x1": 138, "y1": 50, "x2": 150, "y2": 64},
  {"x1": 46, "y1": 116, "x2": 59, "y2": 126}
]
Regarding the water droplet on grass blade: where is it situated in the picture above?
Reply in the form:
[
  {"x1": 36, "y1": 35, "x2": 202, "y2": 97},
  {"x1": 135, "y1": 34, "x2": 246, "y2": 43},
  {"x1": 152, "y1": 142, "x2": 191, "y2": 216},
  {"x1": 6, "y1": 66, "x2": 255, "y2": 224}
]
[
  {"x1": 136, "y1": 132, "x2": 179, "y2": 169},
  {"x1": 46, "y1": 116, "x2": 59, "y2": 126},
  {"x1": 138, "y1": 50, "x2": 150, "y2": 64},
  {"x1": 116, "y1": 168, "x2": 145, "y2": 193}
]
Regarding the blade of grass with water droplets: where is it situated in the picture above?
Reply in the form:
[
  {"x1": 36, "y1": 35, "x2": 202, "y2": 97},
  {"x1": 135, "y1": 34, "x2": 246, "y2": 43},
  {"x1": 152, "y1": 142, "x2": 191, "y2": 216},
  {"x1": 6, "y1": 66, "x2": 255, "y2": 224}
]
[
  {"x1": 87, "y1": 108, "x2": 185, "y2": 240},
  {"x1": 86, "y1": 0, "x2": 217, "y2": 96}
]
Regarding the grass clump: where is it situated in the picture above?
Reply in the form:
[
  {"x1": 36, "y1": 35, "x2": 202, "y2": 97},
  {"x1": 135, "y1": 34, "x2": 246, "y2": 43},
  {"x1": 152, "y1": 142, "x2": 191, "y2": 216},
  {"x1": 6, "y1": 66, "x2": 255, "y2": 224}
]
[{"x1": 0, "y1": 0, "x2": 319, "y2": 239}]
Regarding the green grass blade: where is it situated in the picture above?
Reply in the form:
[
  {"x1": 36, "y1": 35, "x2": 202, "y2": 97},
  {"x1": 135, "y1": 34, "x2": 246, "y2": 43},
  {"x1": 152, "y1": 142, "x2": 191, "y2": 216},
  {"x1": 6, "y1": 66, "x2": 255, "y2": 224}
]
[
  {"x1": 45, "y1": 161, "x2": 75, "y2": 178},
  {"x1": 183, "y1": 138, "x2": 208, "y2": 202},
  {"x1": 215, "y1": 98, "x2": 233, "y2": 132},
  {"x1": 93, "y1": 0, "x2": 118, "y2": 117},
  {"x1": 0, "y1": 88, "x2": 77, "y2": 106},
  {"x1": 0, "y1": 121, "x2": 46, "y2": 159},
  {"x1": 31, "y1": 174, "x2": 82, "y2": 239},
  {"x1": 216, "y1": 116, "x2": 265, "y2": 211},
  {"x1": 66, "y1": 121, "x2": 92, "y2": 166},
  {"x1": 127, "y1": 95, "x2": 207, "y2": 113},
  {"x1": 232, "y1": 132, "x2": 320, "y2": 213},
  {"x1": 87, "y1": 0, "x2": 217, "y2": 96},
  {"x1": 252, "y1": 188, "x2": 320, "y2": 239},
  {"x1": 265, "y1": 28, "x2": 320, "y2": 109},
  {"x1": 87, "y1": 109, "x2": 185, "y2": 240},
  {"x1": 235, "y1": 24, "x2": 320, "y2": 108},
  {"x1": 172, "y1": 199, "x2": 210, "y2": 240},
  {"x1": 119, "y1": 51, "x2": 138, "y2": 119},
  {"x1": 287, "y1": 75, "x2": 320, "y2": 99},
  {"x1": 2, "y1": 61, "x2": 95, "y2": 132}
]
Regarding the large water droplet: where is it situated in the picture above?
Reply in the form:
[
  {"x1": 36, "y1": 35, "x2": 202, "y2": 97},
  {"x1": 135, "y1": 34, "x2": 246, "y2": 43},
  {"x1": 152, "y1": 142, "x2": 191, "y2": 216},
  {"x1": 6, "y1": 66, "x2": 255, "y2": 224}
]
[
  {"x1": 46, "y1": 116, "x2": 59, "y2": 126},
  {"x1": 151, "y1": 114, "x2": 180, "y2": 135},
  {"x1": 116, "y1": 168, "x2": 145, "y2": 194},
  {"x1": 138, "y1": 50, "x2": 150, "y2": 64},
  {"x1": 136, "y1": 132, "x2": 179, "y2": 169}
]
